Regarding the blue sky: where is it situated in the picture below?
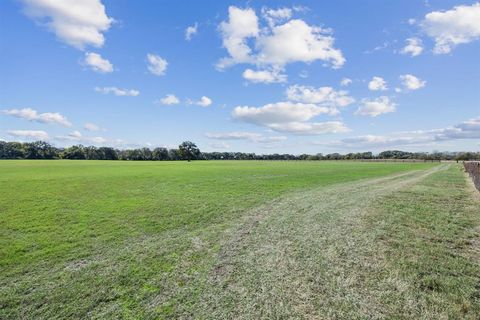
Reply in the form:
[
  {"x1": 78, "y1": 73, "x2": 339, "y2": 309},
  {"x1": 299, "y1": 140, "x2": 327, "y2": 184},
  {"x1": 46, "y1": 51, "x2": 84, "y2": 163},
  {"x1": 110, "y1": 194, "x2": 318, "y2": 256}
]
[{"x1": 0, "y1": 0, "x2": 479, "y2": 154}]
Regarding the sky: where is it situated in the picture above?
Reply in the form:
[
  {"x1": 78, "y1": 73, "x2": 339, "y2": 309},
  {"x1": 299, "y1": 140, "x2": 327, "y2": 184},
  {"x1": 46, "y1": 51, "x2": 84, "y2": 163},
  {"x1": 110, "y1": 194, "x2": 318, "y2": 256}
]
[{"x1": 0, "y1": 0, "x2": 479, "y2": 154}]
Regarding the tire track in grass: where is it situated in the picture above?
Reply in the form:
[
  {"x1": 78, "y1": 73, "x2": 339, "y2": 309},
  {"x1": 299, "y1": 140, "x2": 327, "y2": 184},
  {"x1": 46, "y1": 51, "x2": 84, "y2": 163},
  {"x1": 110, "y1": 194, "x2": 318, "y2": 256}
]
[{"x1": 190, "y1": 165, "x2": 450, "y2": 319}]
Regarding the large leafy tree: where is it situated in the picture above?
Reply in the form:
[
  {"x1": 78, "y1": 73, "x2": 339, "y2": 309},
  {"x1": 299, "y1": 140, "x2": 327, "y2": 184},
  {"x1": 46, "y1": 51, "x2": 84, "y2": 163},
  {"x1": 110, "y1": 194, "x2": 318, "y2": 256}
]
[{"x1": 178, "y1": 141, "x2": 201, "y2": 161}]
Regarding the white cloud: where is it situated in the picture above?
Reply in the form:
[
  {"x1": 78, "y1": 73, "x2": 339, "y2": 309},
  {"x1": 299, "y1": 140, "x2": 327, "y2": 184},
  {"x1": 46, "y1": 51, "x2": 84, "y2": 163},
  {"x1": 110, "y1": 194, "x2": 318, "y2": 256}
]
[
  {"x1": 187, "y1": 96, "x2": 213, "y2": 107},
  {"x1": 159, "y1": 94, "x2": 180, "y2": 105},
  {"x1": 84, "y1": 122, "x2": 104, "y2": 131},
  {"x1": 233, "y1": 102, "x2": 331, "y2": 125},
  {"x1": 2, "y1": 108, "x2": 71, "y2": 126},
  {"x1": 208, "y1": 142, "x2": 230, "y2": 149},
  {"x1": 327, "y1": 133, "x2": 431, "y2": 149},
  {"x1": 325, "y1": 117, "x2": 480, "y2": 149},
  {"x1": 94, "y1": 87, "x2": 139, "y2": 96},
  {"x1": 256, "y1": 19, "x2": 345, "y2": 68},
  {"x1": 218, "y1": 6, "x2": 345, "y2": 81},
  {"x1": 69, "y1": 130, "x2": 82, "y2": 138},
  {"x1": 147, "y1": 53, "x2": 168, "y2": 76},
  {"x1": 400, "y1": 38, "x2": 424, "y2": 57},
  {"x1": 355, "y1": 96, "x2": 396, "y2": 117},
  {"x1": 242, "y1": 68, "x2": 286, "y2": 83},
  {"x1": 56, "y1": 130, "x2": 108, "y2": 145},
  {"x1": 232, "y1": 83, "x2": 354, "y2": 135},
  {"x1": 192, "y1": 96, "x2": 212, "y2": 107},
  {"x1": 368, "y1": 76, "x2": 388, "y2": 91},
  {"x1": 8, "y1": 130, "x2": 49, "y2": 140},
  {"x1": 206, "y1": 131, "x2": 259, "y2": 140},
  {"x1": 434, "y1": 117, "x2": 480, "y2": 140},
  {"x1": 21, "y1": 0, "x2": 114, "y2": 50},
  {"x1": 399, "y1": 74, "x2": 426, "y2": 90},
  {"x1": 232, "y1": 101, "x2": 349, "y2": 135},
  {"x1": 285, "y1": 85, "x2": 355, "y2": 109},
  {"x1": 364, "y1": 41, "x2": 393, "y2": 54},
  {"x1": 185, "y1": 23, "x2": 198, "y2": 41},
  {"x1": 261, "y1": 7, "x2": 292, "y2": 27},
  {"x1": 205, "y1": 131, "x2": 287, "y2": 143},
  {"x1": 340, "y1": 78, "x2": 352, "y2": 86},
  {"x1": 83, "y1": 52, "x2": 113, "y2": 73},
  {"x1": 422, "y1": 2, "x2": 480, "y2": 54},
  {"x1": 218, "y1": 6, "x2": 259, "y2": 68},
  {"x1": 267, "y1": 121, "x2": 350, "y2": 135}
]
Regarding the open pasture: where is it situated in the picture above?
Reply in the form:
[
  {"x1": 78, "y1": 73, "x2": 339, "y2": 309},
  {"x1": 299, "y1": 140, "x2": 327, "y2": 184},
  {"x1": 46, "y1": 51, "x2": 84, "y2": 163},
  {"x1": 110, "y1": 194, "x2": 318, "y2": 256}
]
[{"x1": 1, "y1": 160, "x2": 479, "y2": 319}]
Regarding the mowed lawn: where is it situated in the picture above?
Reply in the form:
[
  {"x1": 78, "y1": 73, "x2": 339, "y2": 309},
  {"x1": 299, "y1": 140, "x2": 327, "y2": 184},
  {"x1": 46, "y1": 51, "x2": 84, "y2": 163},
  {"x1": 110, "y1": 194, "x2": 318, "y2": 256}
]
[{"x1": 1, "y1": 160, "x2": 479, "y2": 319}]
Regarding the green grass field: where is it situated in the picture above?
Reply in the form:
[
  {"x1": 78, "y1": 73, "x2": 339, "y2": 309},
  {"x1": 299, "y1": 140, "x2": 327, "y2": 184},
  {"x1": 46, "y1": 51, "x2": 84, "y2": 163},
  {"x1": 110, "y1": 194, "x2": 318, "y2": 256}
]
[{"x1": 1, "y1": 160, "x2": 479, "y2": 319}]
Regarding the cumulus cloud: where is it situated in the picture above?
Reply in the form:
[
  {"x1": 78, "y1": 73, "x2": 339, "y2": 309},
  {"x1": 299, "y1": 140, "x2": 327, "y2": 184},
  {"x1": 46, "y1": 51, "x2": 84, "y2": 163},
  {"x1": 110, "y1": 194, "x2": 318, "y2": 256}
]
[
  {"x1": 147, "y1": 53, "x2": 168, "y2": 76},
  {"x1": 84, "y1": 122, "x2": 104, "y2": 131},
  {"x1": 422, "y1": 2, "x2": 480, "y2": 54},
  {"x1": 185, "y1": 23, "x2": 198, "y2": 40},
  {"x1": 218, "y1": 6, "x2": 345, "y2": 82},
  {"x1": 355, "y1": 96, "x2": 396, "y2": 117},
  {"x1": 94, "y1": 86, "x2": 139, "y2": 96},
  {"x1": 2, "y1": 108, "x2": 71, "y2": 126},
  {"x1": 232, "y1": 101, "x2": 349, "y2": 135},
  {"x1": 399, "y1": 74, "x2": 426, "y2": 90},
  {"x1": 285, "y1": 85, "x2": 355, "y2": 109},
  {"x1": 325, "y1": 117, "x2": 480, "y2": 149},
  {"x1": 261, "y1": 7, "x2": 292, "y2": 27},
  {"x1": 256, "y1": 19, "x2": 345, "y2": 68},
  {"x1": 197, "y1": 96, "x2": 212, "y2": 107},
  {"x1": 83, "y1": 52, "x2": 113, "y2": 73},
  {"x1": 205, "y1": 131, "x2": 287, "y2": 144},
  {"x1": 400, "y1": 38, "x2": 424, "y2": 57},
  {"x1": 8, "y1": 129, "x2": 49, "y2": 140},
  {"x1": 158, "y1": 94, "x2": 180, "y2": 105},
  {"x1": 368, "y1": 76, "x2": 388, "y2": 91},
  {"x1": 340, "y1": 78, "x2": 352, "y2": 86},
  {"x1": 242, "y1": 68, "x2": 287, "y2": 83},
  {"x1": 218, "y1": 6, "x2": 259, "y2": 68},
  {"x1": 233, "y1": 102, "x2": 330, "y2": 124},
  {"x1": 231, "y1": 83, "x2": 353, "y2": 135},
  {"x1": 21, "y1": 0, "x2": 114, "y2": 50}
]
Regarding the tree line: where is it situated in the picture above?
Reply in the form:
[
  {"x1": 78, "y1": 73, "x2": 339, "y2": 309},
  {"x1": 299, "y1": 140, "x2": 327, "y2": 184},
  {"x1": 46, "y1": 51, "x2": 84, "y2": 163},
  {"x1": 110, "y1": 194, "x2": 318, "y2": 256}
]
[{"x1": 1, "y1": 140, "x2": 479, "y2": 161}]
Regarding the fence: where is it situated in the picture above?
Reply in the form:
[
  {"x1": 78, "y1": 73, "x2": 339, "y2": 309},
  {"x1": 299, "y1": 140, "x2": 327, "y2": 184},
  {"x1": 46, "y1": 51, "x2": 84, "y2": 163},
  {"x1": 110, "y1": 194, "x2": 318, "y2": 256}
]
[{"x1": 464, "y1": 161, "x2": 480, "y2": 192}]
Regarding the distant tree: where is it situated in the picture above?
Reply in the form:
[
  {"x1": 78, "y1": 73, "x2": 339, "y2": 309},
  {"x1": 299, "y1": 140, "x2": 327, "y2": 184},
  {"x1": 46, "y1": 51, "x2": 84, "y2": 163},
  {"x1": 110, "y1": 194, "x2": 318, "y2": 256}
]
[
  {"x1": 125, "y1": 149, "x2": 143, "y2": 160},
  {"x1": 84, "y1": 146, "x2": 99, "y2": 160},
  {"x1": 178, "y1": 141, "x2": 201, "y2": 161},
  {"x1": 22, "y1": 141, "x2": 57, "y2": 159},
  {"x1": 362, "y1": 152, "x2": 373, "y2": 159},
  {"x1": 98, "y1": 147, "x2": 118, "y2": 160},
  {"x1": 61, "y1": 145, "x2": 86, "y2": 159},
  {"x1": 0, "y1": 142, "x2": 25, "y2": 159},
  {"x1": 1, "y1": 139, "x2": 478, "y2": 162},
  {"x1": 152, "y1": 147, "x2": 169, "y2": 160}
]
